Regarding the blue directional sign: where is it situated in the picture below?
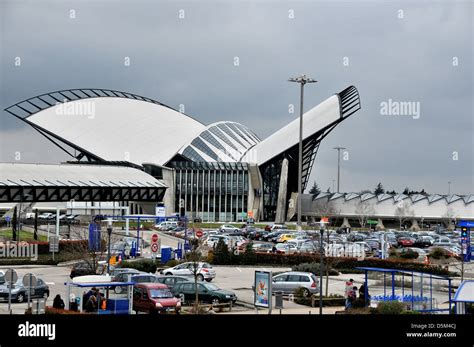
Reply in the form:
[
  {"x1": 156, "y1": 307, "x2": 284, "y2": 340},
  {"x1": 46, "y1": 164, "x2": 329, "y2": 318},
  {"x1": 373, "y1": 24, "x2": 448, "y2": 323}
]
[
  {"x1": 458, "y1": 221, "x2": 472, "y2": 262},
  {"x1": 5, "y1": 216, "x2": 11, "y2": 222}
]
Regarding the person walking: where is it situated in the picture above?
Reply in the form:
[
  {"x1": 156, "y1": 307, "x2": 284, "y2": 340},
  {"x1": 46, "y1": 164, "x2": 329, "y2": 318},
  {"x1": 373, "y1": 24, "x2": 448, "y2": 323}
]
[
  {"x1": 344, "y1": 278, "x2": 354, "y2": 310},
  {"x1": 52, "y1": 294, "x2": 65, "y2": 310},
  {"x1": 348, "y1": 286, "x2": 358, "y2": 309}
]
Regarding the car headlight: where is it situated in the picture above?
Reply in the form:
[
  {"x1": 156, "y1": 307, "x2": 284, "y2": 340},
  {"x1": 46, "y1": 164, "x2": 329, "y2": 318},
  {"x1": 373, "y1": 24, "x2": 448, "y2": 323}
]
[
  {"x1": 155, "y1": 302, "x2": 163, "y2": 308},
  {"x1": 225, "y1": 295, "x2": 230, "y2": 298}
]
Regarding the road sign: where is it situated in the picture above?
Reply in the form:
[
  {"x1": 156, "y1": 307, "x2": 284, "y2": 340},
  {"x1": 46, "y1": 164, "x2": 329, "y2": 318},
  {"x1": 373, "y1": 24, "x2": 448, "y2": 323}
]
[
  {"x1": 22, "y1": 273, "x2": 37, "y2": 288},
  {"x1": 151, "y1": 234, "x2": 159, "y2": 243},
  {"x1": 151, "y1": 243, "x2": 159, "y2": 253},
  {"x1": 5, "y1": 269, "x2": 17, "y2": 284},
  {"x1": 49, "y1": 236, "x2": 59, "y2": 252},
  {"x1": 196, "y1": 230, "x2": 203, "y2": 238},
  {"x1": 5, "y1": 216, "x2": 11, "y2": 222}
]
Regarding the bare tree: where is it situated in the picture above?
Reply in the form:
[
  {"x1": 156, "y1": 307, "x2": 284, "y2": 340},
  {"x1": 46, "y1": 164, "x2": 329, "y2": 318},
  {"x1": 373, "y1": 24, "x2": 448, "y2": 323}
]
[
  {"x1": 312, "y1": 198, "x2": 335, "y2": 221},
  {"x1": 185, "y1": 238, "x2": 205, "y2": 313},
  {"x1": 442, "y1": 207, "x2": 457, "y2": 230},
  {"x1": 67, "y1": 223, "x2": 117, "y2": 274},
  {"x1": 394, "y1": 201, "x2": 415, "y2": 230},
  {"x1": 355, "y1": 200, "x2": 374, "y2": 229}
]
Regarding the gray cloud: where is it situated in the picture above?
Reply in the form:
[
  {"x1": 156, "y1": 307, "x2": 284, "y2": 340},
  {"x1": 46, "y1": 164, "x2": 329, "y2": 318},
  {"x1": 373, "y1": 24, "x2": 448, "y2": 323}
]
[{"x1": 1, "y1": 0, "x2": 472, "y2": 194}]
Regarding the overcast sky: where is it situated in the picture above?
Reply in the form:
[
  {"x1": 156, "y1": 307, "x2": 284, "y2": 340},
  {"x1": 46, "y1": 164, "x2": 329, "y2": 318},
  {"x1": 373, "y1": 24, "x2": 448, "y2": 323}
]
[{"x1": 1, "y1": 0, "x2": 472, "y2": 195}]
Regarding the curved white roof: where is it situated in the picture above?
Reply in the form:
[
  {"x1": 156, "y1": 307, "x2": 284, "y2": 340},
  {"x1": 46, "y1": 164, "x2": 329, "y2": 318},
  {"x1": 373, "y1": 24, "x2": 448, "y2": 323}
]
[
  {"x1": 25, "y1": 97, "x2": 205, "y2": 166},
  {"x1": 178, "y1": 121, "x2": 260, "y2": 162},
  {"x1": 242, "y1": 94, "x2": 342, "y2": 165}
]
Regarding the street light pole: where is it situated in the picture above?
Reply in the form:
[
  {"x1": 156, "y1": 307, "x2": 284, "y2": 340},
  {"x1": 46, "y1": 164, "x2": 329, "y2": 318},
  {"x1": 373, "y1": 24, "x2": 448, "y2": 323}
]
[
  {"x1": 319, "y1": 221, "x2": 325, "y2": 315},
  {"x1": 288, "y1": 74, "x2": 317, "y2": 231},
  {"x1": 333, "y1": 146, "x2": 346, "y2": 193},
  {"x1": 106, "y1": 220, "x2": 113, "y2": 275}
]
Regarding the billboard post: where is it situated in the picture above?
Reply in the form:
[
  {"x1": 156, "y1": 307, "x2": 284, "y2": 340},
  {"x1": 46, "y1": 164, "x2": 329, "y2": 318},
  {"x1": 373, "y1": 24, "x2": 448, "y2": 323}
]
[{"x1": 254, "y1": 270, "x2": 272, "y2": 314}]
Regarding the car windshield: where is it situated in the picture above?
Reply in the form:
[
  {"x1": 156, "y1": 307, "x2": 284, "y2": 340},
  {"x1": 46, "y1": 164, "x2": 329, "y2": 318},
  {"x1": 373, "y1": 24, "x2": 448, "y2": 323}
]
[
  {"x1": 149, "y1": 289, "x2": 173, "y2": 298},
  {"x1": 203, "y1": 283, "x2": 220, "y2": 291}
]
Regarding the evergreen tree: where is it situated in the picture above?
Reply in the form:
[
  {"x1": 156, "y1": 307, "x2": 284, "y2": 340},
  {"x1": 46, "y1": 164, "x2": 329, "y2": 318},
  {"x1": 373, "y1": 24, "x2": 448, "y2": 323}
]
[
  {"x1": 309, "y1": 181, "x2": 321, "y2": 200},
  {"x1": 374, "y1": 182, "x2": 384, "y2": 195}
]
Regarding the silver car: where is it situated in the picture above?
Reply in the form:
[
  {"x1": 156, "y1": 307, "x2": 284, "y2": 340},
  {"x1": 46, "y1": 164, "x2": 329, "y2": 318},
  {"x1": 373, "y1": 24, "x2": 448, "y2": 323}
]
[{"x1": 272, "y1": 271, "x2": 319, "y2": 297}]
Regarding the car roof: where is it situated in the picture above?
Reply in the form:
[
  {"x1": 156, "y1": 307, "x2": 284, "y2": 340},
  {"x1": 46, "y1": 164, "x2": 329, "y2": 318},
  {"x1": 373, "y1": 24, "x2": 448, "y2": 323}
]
[
  {"x1": 135, "y1": 283, "x2": 168, "y2": 289},
  {"x1": 275, "y1": 271, "x2": 313, "y2": 276}
]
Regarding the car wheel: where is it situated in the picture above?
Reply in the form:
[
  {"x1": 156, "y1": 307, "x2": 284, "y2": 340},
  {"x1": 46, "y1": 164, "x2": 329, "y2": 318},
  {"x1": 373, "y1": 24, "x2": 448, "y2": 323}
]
[
  {"x1": 205, "y1": 278, "x2": 212, "y2": 282},
  {"x1": 17, "y1": 293, "x2": 25, "y2": 303},
  {"x1": 211, "y1": 297, "x2": 220, "y2": 306},
  {"x1": 197, "y1": 274, "x2": 204, "y2": 281},
  {"x1": 43, "y1": 291, "x2": 49, "y2": 299},
  {"x1": 302, "y1": 288, "x2": 311, "y2": 297},
  {"x1": 114, "y1": 286, "x2": 123, "y2": 294},
  {"x1": 178, "y1": 293, "x2": 185, "y2": 304}
]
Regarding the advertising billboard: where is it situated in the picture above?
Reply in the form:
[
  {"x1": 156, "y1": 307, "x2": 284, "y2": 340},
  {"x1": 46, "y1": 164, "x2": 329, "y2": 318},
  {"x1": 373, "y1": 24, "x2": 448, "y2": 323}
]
[{"x1": 254, "y1": 271, "x2": 272, "y2": 309}]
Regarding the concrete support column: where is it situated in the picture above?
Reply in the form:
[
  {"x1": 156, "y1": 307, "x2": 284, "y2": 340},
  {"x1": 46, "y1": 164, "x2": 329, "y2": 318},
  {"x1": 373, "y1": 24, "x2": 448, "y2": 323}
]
[
  {"x1": 410, "y1": 219, "x2": 420, "y2": 231},
  {"x1": 376, "y1": 218, "x2": 385, "y2": 231},
  {"x1": 275, "y1": 158, "x2": 289, "y2": 224}
]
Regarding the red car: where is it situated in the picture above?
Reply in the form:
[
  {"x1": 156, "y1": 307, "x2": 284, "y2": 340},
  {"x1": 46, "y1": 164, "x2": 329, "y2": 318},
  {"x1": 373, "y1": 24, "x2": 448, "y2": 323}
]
[
  {"x1": 398, "y1": 237, "x2": 415, "y2": 247},
  {"x1": 133, "y1": 283, "x2": 181, "y2": 314}
]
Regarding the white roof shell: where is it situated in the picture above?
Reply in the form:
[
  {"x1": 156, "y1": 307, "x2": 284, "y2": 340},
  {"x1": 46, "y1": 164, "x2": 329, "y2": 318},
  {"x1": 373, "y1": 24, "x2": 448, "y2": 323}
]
[{"x1": 26, "y1": 97, "x2": 206, "y2": 166}]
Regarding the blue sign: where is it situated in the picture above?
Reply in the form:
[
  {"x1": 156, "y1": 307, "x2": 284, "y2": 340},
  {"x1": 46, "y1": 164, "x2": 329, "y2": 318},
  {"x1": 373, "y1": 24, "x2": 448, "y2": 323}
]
[
  {"x1": 460, "y1": 226, "x2": 471, "y2": 262},
  {"x1": 5, "y1": 216, "x2": 11, "y2": 222}
]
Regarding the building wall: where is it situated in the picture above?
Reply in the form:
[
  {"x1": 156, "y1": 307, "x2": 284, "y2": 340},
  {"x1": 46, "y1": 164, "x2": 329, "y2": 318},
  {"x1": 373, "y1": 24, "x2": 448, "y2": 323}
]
[
  {"x1": 302, "y1": 194, "x2": 474, "y2": 222},
  {"x1": 172, "y1": 163, "x2": 249, "y2": 222}
]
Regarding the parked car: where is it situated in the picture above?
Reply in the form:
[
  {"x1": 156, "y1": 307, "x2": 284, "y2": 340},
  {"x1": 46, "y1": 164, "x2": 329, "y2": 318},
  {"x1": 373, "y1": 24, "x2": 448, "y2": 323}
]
[
  {"x1": 252, "y1": 243, "x2": 274, "y2": 253},
  {"x1": 205, "y1": 235, "x2": 230, "y2": 248},
  {"x1": 0, "y1": 278, "x2": 49, "y2": 303},
  {"x1": 219, "y1": 224, "x2": 240, "y2": 233},
  {"x1": 272, "y1": 272, "x2": 319, "y2": 297},
  {"x1": 110, "y1": 268, "x2": 141, "y2": 279},
  {"x1": 274, "y1": 243, "x2": 297, "y2": 254},
  {"x1": 38, "y1": 212, "x2": 54, "y2": 220},
  {"x1": 70, "y1": 261, "x2": 97, "y2": 278},
  {"x1": 267, "y1": 224, "x2": 286, "y2": 231},
  {"x1": 414, "y1": 236, "x2": 434, "y2": 248},
  {"x1": 398, "y1": 237, "x2": 416, "y2": 247},
  {"x1": 297, "y1": 243, "x2": 318, "y2": 254},
  {"x1": 267, "y1": 231, "x2": 285, "y2": 243},
  {"x1": 160, "y1": 262, "x2": 216, "y2": 282},
  {"x1": 155, "y1": 275, "x2": 193, "y2": 291},
  {"x1": 133, "y1": 283, "x2": 181, "y2": 314},
  {"x1": 172, "y1": 282, "x2": 237, "y2": 305},
  {"x1": 155, "y1": 221, "x2": 178, "y2": 231},
  {"x1": 276, "y1": 233, "x2": 296, "y2": 243}
]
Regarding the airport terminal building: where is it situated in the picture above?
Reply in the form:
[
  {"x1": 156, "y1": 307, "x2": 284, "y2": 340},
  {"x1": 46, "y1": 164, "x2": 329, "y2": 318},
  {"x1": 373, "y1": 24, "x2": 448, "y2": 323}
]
[{"x1": 4, "y1": 86, "x2": 361, "y2": 222}]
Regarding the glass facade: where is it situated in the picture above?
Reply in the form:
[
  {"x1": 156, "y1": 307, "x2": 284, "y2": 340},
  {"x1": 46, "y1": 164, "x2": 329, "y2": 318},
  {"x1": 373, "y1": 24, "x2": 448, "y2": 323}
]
[{"x1": 169, "y1": 161, "x2": 249, "y2": 222}]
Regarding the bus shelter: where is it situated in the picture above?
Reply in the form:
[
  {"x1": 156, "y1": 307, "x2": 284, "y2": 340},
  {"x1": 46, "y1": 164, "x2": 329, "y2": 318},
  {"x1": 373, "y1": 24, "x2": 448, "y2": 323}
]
[
  {"x1": 65, "y1": 279, "x2": 134, "y2": 314},
  {"x1": 453, "y1": 280, "x2": 474, "y2": 314},
  {"x1": 356, "y1": 267, "x2": 452, "y2": 313}
]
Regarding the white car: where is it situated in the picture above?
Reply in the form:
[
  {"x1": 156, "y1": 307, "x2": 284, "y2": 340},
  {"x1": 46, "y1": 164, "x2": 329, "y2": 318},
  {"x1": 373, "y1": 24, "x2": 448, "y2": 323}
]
[
  {"x1": 205, "y1": 235, "x2": 230, "y2": 248},
  {"x1": 274, "y1": 243, "x2": 297, "y2": 254},
  {"x1": 219, "y1": 224, "x2": 240, "y2": 233},
  {"x1": 160, "y1": 262, "x2": 216, "y2": 282},
  {"x1": 38, "y1": 212, "x2": 54, "y2": 220}
]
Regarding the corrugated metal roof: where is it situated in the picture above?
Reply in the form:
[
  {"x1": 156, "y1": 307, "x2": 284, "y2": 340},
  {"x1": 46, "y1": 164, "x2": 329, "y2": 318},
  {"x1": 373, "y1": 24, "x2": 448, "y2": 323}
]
[{"x1": 0, "y1": 163, "x2": 166, "y2": 188}]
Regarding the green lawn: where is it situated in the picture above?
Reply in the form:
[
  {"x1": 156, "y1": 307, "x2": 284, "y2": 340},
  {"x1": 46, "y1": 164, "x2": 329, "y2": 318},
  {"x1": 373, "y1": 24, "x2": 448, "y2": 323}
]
[{"x1": 0, "y1": 229, "x2": 48, "y2": 242}]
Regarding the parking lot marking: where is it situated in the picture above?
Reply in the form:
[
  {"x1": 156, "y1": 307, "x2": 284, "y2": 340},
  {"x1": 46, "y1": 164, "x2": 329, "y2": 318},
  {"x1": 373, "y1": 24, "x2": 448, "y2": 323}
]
[
  {"x1": 236, "y1": 267, "x2": 242, "y2": 272},
  {"x1": 45, "y1": 282, "x2": 55, "y2": 285}
]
